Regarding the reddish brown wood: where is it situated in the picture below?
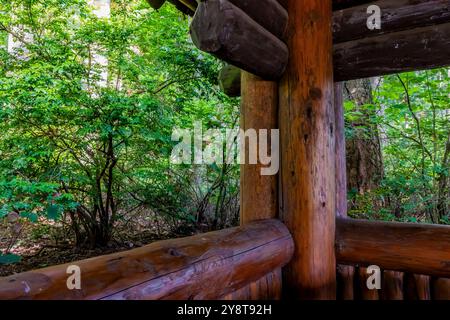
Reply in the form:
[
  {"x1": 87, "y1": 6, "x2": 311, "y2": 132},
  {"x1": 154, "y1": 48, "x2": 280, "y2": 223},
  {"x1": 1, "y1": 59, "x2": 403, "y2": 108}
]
[
  {"x1": 240, "y1": 71, "x2": 278, "y2": 225},
  {"x1": 333, "y1": 0, "x2": 450, "y2": 43},
  {"x1": 334, "y1": 22, "x2": 450, "y2": 81},
  {"x1": 431, "y1": 278, "x2": 450, "y2": 300},
  {"x1": 334, "y1": 82, "x2": 347, "y2": 218},
  {"x1": 337, "y1": 264, "x2": 355, "y2": 300},
  {"x1": 0, "y1": 220, "x2": 293, "y2": 300},
  {"x1": 336, "y1": 218, "x2": 450, "y2": 278},
  {"x1": 356, "y1": 266, "x2": 380, "y2": 300},
  {"x1": 190, "y1": 0, "x2": 288, "y2": 79},
  {"x1": 404, "y1": 274, "x2": 431, "y2": 300},
  {"x1": 279, "y1": 0, "x2": 336, "y2": 300},
  {"x1": 334, "y1": 83, "x2": 356, "y2": 300},
  {"x1": 220, "y1": 268, "x2": 282, "y2": 300},
  {"x1": 381, "y1": 271, "x2": 404, "y2": 300}
]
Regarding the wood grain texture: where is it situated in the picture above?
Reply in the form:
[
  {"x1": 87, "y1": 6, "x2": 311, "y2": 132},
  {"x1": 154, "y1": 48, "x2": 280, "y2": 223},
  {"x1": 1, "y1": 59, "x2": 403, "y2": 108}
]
[
  {"x1": 190, "y1": 0, "x2": 288, "y2": 79},
  {"x1": 0, "y1": 220, "x2": 293, "y2": 300},
  {"x1": 337, "y1": 264, "x2": 355, "y2": 300},
  {"x1": 333, "y1": 0, "x2": 450, "y2": 43},
  {"x1": 431, "y1": 278, "x2": 450, "y2": 300},
  {"x1": 220, "y1": 268, "x2": 282, "y2": 300},
  {"x1": 381, "y1": 271, "x2": 404, "y2": 300},
  {"x1": 334, "y1": 22, "x2": 450, "y2": 81},
  {"x1": 404, "y1": 274, "x2": 431, "y2": 300},
  {"x1": 279, "y1": 0, "x2": 336, "y2": 300},
  {"x1": 227, "y1": 0, "x2": 288, "y2": 39},
  {"x1": 334, "y1": 83, "x2": 356, "y2": 300},
  {"x1": 240, "y1": 71, "x2": 278, "y2": 225},
  {"x1": 334, "y1": 82, "x2": 347, "y2": 218},
  {"x1": 336, "y1": 218, "x2": 450, "y2": 277},
  {"x1": 356, "y1": 266, "x2": 379, "y2": 300}
]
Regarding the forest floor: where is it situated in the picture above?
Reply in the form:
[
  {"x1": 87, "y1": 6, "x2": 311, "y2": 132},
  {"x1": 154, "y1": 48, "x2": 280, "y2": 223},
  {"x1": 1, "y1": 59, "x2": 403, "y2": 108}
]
[{"x1": 0, "y1": 213, "x2": 193, "y2": 277}]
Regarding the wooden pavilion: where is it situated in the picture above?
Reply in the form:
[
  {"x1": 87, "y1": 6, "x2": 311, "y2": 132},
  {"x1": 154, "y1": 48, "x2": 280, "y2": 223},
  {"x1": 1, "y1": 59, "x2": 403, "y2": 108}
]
[{"x1": 0, "y1": 0, "x2": 450, "y2": 300}]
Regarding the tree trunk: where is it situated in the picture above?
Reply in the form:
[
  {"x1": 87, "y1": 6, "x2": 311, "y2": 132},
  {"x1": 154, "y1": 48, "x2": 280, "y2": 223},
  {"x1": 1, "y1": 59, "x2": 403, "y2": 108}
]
[{"x1": 344, "y1": 79, "x2": 384, "y2": 211}]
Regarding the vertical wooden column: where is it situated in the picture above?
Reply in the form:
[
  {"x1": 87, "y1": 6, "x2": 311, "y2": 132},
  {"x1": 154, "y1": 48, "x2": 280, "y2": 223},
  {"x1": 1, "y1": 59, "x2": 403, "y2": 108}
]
[
  {"x1": 239, "y1": 71, "x2": 280, "y2": 300},
  {"x1": 240, "y1": 71, "x2": 278, "y2": 224},
  {"x1": 279, "y1": 0, "x2": 336, "y2": 299},
  {"x1": 335, "y1": 82, "x2": 356, "y2": 300}
]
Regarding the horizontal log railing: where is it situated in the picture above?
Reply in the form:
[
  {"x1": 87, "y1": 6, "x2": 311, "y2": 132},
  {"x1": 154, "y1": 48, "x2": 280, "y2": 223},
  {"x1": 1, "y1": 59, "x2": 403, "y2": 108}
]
[
  {"x1": 336, "y1": 217, "x2": 450, "y2": 278},
  {"x1": 0, "y1": 219, "x2": 293, "y2": 300}
]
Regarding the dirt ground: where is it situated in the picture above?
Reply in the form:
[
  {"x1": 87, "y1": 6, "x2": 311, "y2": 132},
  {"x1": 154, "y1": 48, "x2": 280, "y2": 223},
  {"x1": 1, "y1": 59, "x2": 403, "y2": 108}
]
[{"x1": 0, "y1": 213, "x2": 190, "y2": 277}]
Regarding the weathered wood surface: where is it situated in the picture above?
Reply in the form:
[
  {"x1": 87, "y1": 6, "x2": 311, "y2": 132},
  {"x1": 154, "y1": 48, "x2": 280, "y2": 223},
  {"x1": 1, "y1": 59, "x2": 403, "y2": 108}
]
[
  {"x1": 333, "y1": 0, "x2": 450, "y2": 43},
  {"x1": 0, "y1": 220, "x2": 293, "y2": 300},
  {"x1": 240, "y1": 72, "x2": 278, "y2": 224},
  {"x1": 356, "y1": 266, "x2": 379, "y2": 300},
  {"x1": 334, "y1": 83, "x2": 357, "y2": 301},
  {"x1": 219, "y1": 65, "x2": 241, "y2": 97},
  {"x1": 279, "y1": 0, "x2": 336, "y2": 299},
  {"x1": 190, "y1": 0, "x2": 288, "y2": 79},
  {"x1": 334, "y1": 82, "x2": 347, "y2": 218},
  {"x1": 431, "y1": 278, "x2": 450, "y2": 300},
  {"x1": 404, "y1": 274, "x2": 431, "y2": 300},
  {"x1": 381, "y1": 271, "x2": 404, "y2": 300},
  {"x1": 337, "y1": 264, "x2": 355, "y2": 300},
  {"x1": 334, "y1": 22, "x2": 450, "y2": 81},
  {"x1": 336, "y1": 218, "x2": 450, "y2": 278},
  {"x1": 220, "y1": 268, "x2": 282, "y2": 300},
  {"x1": 226, "y1": 0, "x2": 288, "y2": 39}
]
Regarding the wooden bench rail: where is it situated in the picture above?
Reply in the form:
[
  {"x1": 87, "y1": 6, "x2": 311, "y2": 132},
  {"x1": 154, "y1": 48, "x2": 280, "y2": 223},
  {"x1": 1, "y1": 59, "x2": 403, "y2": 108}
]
[
  {"x1": 336, "y1": 218, "x2": 450, "y2": 278},
  {"x1": 0, "y1": 220, "x2": 293, "y2": 300}
]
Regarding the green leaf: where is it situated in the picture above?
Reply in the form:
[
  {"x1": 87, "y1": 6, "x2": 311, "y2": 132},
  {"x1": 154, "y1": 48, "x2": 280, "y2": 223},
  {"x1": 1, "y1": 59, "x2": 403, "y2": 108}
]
[
  {"x1": 21, "y1": 212, "x2": 38, "y2": 223},
  {"x1": 0, "y1": 254, "x2": 22, "y2": 265},
  {"x1": 46, "y1": 205, "x2": 61, "y2": 220}
]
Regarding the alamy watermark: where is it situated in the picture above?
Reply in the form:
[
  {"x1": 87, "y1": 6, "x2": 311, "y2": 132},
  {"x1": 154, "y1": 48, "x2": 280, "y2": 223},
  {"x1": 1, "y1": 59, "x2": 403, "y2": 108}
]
[
  {"x1": 170, "y1": 121, "x2": 279, "y2": 176},
  {"x1": 367, "y1": 5, "x2": 382, "y2": 30}
]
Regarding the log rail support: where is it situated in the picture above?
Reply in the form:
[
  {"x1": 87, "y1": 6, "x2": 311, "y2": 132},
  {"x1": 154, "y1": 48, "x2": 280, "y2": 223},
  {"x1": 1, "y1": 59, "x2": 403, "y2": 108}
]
[{"x1": 0, "y1": 220, "x2": 293, "y2": 300}]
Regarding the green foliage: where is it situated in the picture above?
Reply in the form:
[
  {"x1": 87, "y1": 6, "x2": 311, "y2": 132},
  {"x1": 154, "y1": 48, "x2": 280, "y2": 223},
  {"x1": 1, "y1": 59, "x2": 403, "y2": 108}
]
[
  {"x1": 0, "y1": 0, "x2": 239, "y2": 248},
  {"x1": 0, "y1": 253, "x2": 21, "y2": 265},
  {"x1": 348, "y1": 68, "x2": 450, "y2": 223}
]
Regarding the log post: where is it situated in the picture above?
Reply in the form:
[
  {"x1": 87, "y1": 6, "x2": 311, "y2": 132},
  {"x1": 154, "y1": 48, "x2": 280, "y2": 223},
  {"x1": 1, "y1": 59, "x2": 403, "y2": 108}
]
[
  {"x1": 404, "y1": 274, "x2": 431, "y2": 300},
  {"x1": 431, "y1": 278, "x2": 450, "y2": 300},
  {"x1": 334, "y1": 82, "x2": 355, "y2": 300},
  {"x1": 240, "y1": 72, "x2": 278, "y2": 225},
  {"x1": 381, "y1": 271, "x2": 404, "y2": 300},
  {"x1": 279, "y1": 0, "x2": 336, "y2": 299}
]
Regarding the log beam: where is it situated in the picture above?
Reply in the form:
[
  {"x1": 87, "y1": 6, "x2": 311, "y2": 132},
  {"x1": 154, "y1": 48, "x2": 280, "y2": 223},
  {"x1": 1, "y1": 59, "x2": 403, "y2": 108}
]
[
  {"x1": 190, "y1": 0, "x2": 288, "y2": 79},
  {"x1": 0, "y1": 220, "x2": 293, "y2": 300},
  {"x1": 334, "y1": 22, "x2": 450, "y2": 81},
  {"x1": 333, "y1": 0, "x2": 450, "y2": 43},
  {"x1": 227, "y1": 0, "x2": 288, "y2": 39},
  {"x1": 336, "y1": 218, "x2": 450, "y2": 278},
  {"x1": 279, "y1": 0, "x2": 336, "y2": 299}
]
